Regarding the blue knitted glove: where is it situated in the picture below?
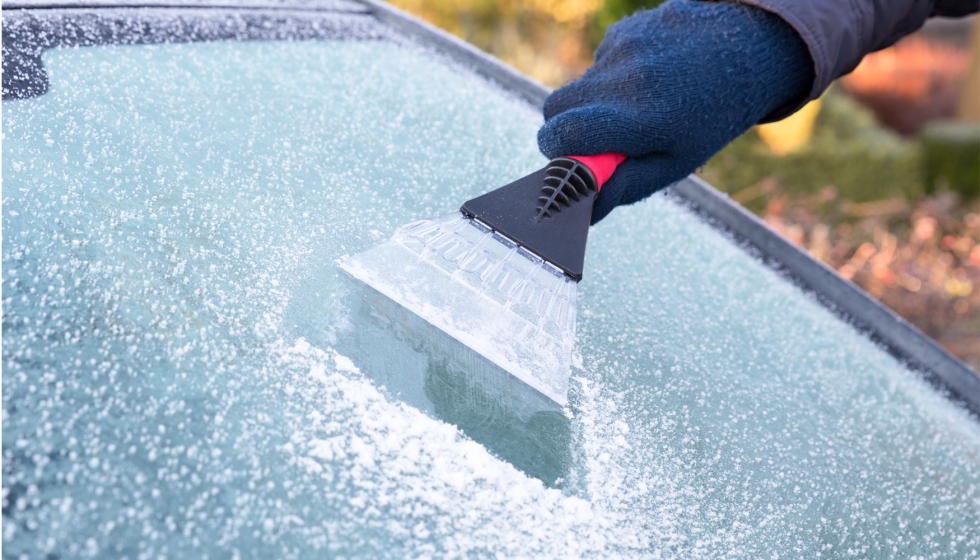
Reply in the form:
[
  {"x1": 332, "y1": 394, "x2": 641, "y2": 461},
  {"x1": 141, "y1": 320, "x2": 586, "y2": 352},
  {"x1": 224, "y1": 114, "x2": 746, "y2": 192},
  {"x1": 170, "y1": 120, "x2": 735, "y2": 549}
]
[{"x1": 538, "y1": 0, "x2": 814, "y2": 224}]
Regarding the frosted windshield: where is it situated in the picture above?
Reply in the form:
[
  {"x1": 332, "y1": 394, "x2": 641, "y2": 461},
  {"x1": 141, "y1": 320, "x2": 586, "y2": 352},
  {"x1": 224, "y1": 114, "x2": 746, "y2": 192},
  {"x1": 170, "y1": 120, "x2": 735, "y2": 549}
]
[{"x1": 3, "y1": 39, "x2": 978, "y2": 558}]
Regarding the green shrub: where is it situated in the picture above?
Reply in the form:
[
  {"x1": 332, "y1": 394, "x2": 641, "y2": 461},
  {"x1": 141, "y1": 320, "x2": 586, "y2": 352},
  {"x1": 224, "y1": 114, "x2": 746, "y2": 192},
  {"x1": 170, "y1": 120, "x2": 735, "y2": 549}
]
[
  {"x1": 700, "y1": 88, "x2": 924, "y2": 209},
  {"x1": 921, "y1": 121, "x2": 980, "y2": 201}
]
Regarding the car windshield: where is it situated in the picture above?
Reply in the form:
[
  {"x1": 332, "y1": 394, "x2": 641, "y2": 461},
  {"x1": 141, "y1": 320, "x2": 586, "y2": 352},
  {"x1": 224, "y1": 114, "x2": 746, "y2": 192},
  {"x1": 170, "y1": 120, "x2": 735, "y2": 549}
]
[{"x1": 3, "y1": 31, "x2": 979, "y2": 558}]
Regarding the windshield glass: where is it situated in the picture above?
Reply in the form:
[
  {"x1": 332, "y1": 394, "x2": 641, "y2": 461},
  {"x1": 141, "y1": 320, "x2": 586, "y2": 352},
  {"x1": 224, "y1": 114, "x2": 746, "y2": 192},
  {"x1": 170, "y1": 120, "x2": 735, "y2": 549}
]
[{"x1": 3, "y1": 37, "x2": 978, "y2": 558}]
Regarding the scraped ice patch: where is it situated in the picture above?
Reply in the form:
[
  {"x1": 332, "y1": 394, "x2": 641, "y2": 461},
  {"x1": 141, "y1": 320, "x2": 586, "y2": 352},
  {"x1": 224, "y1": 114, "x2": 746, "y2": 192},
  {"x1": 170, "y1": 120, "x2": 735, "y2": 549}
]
[
  {"x1": 262, "y1": 338, "x2": 660, "y2": 557},
  {"x1": 341, "y1": 213, "x2": 575, "y2": 405}
]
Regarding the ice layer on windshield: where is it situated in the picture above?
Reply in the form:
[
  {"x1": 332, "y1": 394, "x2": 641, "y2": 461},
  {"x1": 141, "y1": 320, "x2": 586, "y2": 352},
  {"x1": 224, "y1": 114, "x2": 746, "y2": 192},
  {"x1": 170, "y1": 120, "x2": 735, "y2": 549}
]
[
  {"x1": 341, "y1": 212, "x2": 576, "y2": 405},
  {"x1": 3, "y1": 37, "x2": 979, "y2": 559}
]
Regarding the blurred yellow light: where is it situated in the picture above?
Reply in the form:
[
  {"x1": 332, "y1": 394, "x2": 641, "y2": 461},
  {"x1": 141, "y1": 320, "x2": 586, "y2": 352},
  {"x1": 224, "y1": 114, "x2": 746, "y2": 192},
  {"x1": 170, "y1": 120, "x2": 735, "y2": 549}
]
[
  {"x1": 944, "y1": 278, "x2": 974, "y2": 297},
  {"x1": 530, "y1": 0, "x2": 603, "y2": 24},
  {"x1": 757, "y1": 98, "x2": 823, "y2": 156}
]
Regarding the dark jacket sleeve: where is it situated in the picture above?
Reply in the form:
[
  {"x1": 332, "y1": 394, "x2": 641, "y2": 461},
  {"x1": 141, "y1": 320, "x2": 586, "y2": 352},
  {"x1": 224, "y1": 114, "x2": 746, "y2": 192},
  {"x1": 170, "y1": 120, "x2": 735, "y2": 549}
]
[{"x1": 739, "y1": 0, "x2": 980, "y2": 120}]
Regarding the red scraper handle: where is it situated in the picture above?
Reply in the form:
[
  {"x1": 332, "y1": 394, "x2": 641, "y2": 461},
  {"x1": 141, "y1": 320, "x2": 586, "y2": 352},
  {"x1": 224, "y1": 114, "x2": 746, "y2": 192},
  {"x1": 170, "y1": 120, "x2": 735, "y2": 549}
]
[{"x1": 567, "y1": 153, "x2": 627, "y2": 193}]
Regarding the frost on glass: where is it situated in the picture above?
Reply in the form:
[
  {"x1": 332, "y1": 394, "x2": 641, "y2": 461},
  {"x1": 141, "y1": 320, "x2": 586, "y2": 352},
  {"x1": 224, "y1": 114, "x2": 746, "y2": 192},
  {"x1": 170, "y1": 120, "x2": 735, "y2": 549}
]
[
  {"x1": 8, "y1": 0, "x2": 363, "y2": 7},
  {"x1": 3, "y1": 39, "x2": 979, "y2": 559}
]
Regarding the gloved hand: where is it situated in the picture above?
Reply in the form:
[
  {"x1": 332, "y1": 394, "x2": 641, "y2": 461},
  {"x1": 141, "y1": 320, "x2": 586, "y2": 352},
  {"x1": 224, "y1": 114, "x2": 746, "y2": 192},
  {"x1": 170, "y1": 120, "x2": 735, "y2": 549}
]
[{"x1": 538, "y1": 0, "x2": 814, "y2": 224}]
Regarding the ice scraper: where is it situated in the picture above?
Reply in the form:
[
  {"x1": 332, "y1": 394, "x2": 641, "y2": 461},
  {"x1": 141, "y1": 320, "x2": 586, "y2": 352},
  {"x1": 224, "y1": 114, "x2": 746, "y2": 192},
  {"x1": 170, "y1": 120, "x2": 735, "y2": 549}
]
[{"x1": 340, "y1": 152, "x2": 626, "y2": 406}]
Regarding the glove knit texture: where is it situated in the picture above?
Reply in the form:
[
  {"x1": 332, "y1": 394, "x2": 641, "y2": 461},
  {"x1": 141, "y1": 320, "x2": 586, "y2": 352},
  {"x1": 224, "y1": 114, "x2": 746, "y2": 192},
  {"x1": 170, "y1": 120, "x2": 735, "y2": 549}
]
[{"x1": 538, "y1": 0, "x2": 813, "y2": 223}]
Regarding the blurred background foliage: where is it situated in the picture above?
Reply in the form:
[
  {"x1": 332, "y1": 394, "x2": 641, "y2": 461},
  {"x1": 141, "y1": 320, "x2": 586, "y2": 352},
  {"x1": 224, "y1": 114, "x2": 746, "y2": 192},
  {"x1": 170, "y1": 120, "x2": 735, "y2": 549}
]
[
  {"x1": 390, "y1": 0, "x2": 666, "y2": 85},
  {"x1": 390, "y1": 0, "x2": 980, "y2": 370}
]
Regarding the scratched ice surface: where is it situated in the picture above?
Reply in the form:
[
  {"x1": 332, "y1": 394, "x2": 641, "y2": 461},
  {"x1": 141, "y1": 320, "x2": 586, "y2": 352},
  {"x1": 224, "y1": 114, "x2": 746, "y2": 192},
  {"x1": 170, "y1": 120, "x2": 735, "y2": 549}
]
[{"x1": 3, "y1": 39, "x2": 979, "y2": 559}]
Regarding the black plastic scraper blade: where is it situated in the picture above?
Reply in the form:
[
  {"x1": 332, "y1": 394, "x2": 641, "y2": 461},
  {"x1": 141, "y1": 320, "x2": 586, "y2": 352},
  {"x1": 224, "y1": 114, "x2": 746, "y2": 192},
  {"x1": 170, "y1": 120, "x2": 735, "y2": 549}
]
[
  {"x1": 339, "y1": 158, "x2": 599, "y2": 405},
  {"x1": 461, "y1": 157, "x2": 599, "y2": 281}
]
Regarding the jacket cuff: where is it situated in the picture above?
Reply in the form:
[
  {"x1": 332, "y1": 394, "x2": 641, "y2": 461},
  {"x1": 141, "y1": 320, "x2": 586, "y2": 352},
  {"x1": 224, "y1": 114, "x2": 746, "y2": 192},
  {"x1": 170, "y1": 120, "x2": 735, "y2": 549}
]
[{"x1": 732, "y1": 0, "x2": 936, "y2": 122}]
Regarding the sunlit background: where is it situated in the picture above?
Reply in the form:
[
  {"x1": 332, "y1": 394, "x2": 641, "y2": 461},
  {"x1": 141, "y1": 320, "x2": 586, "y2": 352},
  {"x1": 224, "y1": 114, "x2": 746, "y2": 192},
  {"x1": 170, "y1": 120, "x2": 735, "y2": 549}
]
[{"x1": 390, "y1": 0, "x2": 980, "y2": 371}]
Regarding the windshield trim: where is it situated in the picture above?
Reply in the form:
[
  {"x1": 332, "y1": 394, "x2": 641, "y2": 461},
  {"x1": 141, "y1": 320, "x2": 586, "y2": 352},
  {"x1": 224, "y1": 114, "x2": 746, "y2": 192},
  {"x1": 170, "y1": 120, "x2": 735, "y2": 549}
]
[{"x1": 1, "y1": 6, "x2": 391, "y2": 100}]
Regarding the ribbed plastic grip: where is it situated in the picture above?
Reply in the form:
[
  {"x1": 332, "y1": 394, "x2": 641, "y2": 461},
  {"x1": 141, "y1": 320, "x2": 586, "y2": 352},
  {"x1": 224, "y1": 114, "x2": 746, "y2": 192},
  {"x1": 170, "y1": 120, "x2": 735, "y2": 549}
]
[
  {"x1": 535, "y1": 158, "x2": 597, "y2": 221},
  {"x1": 459, "y1": 153, "x2": 625, "y2": 281}
]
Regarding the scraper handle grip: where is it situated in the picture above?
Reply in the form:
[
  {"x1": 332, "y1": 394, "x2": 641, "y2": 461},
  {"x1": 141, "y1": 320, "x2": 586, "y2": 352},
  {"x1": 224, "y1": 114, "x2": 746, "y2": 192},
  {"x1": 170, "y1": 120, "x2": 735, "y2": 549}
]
[{"x1": 567, "y1": 153, "x2": 627, "y2": 193}]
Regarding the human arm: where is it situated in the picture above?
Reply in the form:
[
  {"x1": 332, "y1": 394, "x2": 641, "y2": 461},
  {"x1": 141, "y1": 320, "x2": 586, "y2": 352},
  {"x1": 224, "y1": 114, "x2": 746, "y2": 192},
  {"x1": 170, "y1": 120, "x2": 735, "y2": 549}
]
[{"x1": 538, "y1": 0, "x2": 980, "y2": 224}]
